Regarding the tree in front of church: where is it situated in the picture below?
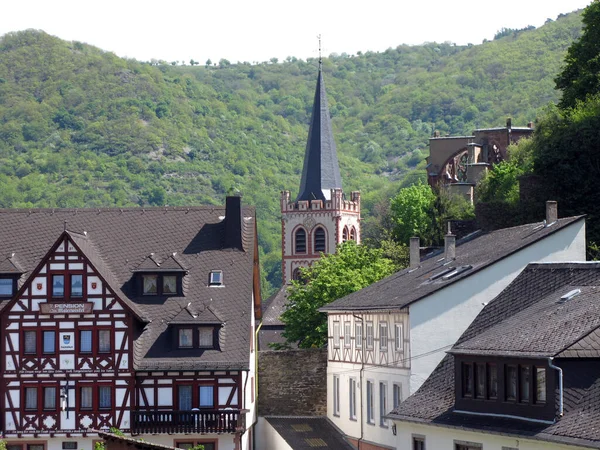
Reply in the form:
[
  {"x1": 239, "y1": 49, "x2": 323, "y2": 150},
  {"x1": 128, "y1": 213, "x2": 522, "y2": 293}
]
[{"x1": 277, "y1": 241, "x2": 395, "y2": 349}]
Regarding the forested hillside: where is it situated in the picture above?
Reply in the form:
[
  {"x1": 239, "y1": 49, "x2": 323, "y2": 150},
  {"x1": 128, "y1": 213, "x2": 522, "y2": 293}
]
[{"x1": 0, "y1": 11, "x2": 583, "y2": 294}]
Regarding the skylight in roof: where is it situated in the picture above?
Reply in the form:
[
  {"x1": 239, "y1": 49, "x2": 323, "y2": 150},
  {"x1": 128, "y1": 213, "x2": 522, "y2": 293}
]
[
  {"x1": 558, "y1": 288, "x2": 581, "y2": 303},
  {"x1": 442, "y1": 265, "x2": 473, "y2": 281},
  {"x1": 429, "y1": 267, "x2": 455, "y2": 281}
]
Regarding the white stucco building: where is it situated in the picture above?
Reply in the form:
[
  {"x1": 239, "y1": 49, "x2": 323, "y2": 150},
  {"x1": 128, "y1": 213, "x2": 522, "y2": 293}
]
[{"x1": 321, "y1": 203, "x2": 586, "y2": 450}]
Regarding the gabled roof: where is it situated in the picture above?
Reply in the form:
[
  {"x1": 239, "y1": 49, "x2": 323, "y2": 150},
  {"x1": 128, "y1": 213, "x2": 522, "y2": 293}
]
[
  {"x1": 169, "y1": 303, "x2": 223, "y2": 325},
  {"x1": 321, "y1": 216, "x2": 584, "y2": 312},
  {"x1": 263, "y1": 416, "x2": 355, "y2": 450},
  {"x1": 132, "y1": 253, "x2": 187, "y2": 272},
  {"x1": 0, "y1": 204, "x2": 257, "y2": 371},
  {"x1": 296, "y1": 69, "x2": 342, "y2": 202},
  {"x1": 0, "y1": 253, "x2": 24, "y2": 274},
  {"x1": 389, "y1": 262, "x2": 600, "y2": 448}
]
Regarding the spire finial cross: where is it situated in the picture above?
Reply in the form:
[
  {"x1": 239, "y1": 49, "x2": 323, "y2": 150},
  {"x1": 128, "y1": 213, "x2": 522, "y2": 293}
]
[{"x1": 317, "y1": 34, "x2": 322, "y2": 69}]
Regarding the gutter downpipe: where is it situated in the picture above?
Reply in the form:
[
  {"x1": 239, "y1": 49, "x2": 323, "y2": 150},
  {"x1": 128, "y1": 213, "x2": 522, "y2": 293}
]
[
  {"x1": 548, "y1": 357, "x2": 563, "y2": 418},
  {"x1": 353, "y1": 314, "x2": 365, "y2": 450}
]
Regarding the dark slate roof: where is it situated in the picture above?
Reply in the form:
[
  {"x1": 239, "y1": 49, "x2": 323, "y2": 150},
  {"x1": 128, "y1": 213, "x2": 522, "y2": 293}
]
[
  {"x1": 263, "y1": 416, "x2": 355, "y2": 450},
  {"x1": 322, "y1": 216, "x2": 584, "y2": 312},
  {"x1": 262, "y1": 285, "x2": 288, "y2": 326},
  {"x1": 296, "y1": 69, "x2": 342, "y2": 202},
  {"x1": 389, "y1": 262, "x2": 600, "y2": 448},
  {"x1": 95, "y1": 430, "x2": 181, "y2": 450},
  {"x1": 0, "y1": 253, "x2": 24, "y2": 274},
  {"x1": 0, "y1": 204, "x2": 256, "y2": 371}
]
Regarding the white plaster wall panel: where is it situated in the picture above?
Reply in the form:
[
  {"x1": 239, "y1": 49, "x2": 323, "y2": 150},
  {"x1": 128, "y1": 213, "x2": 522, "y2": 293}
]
[
  {"x1": 50, "y1": 263, "x2": 65, "y2": 271},
  {"x1": 121, "y1": 410, "x2": 131, "y2": 429},
  {"x1": 157, "y1": 387, "x2": 172, "y2": 406},
  {"x1": 116, "y1": 388, "x2": 126, "y2": 407},
  {"x1": 9, "y1": 389, "x2": 20, "y2": 407},
  {"x1": 7, "y1": 323, "x2": 18, "y2": 330},
  {"x1": 409, "y1": 221, "x2": 585, "y2": 394},
  {"x1": 61, "y1": 412, "x2": 75, "y2": 431},
  {"x1": 57, "y1": 242, "x2": 65, "y2": 252},
  {"x1": 5, "y1": 412, "x2": 16, "y2": 430},
  {"x1": 32, "y1": 276, "x2": 46, "y2": 295},
  {"x1": 59, "y1": 322, "x2": 75, "y2": 329},
  {"x1": 67, "y1": 241, "x2": 75, "y2": 252},
  {"x1": 9, "y1": 332, "x2": 19, "y2": 351},
  {"x1": 394, "y1": 422, "x2": 579, "y2": 450},
  {"x1": 219, "y1": 386, "x2": 233, "y2": 405},
  {"x1": 68, "y1": 263, "x2": 84, "y2": 270},
  {"x1": 115, "y1": 331, "x2": 125, "y2": 349},
  {"x1": 87, "y1": 276, "x2": 102, "y2": 295},
  {"x1": 60, "y1": 356, "x2": 74, "y2": 370},
  {"x1": 255, "y1": 417, "x2": 294, "y2": 450},
  {"x1": 10, "y1": 302, "x2": 24, "y2": 312}
]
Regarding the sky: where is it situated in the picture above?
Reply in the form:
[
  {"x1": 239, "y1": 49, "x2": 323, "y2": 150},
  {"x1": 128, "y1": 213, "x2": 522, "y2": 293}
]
[{"x1": 0, "y1": 0, "x2": 592, "y2": 64}]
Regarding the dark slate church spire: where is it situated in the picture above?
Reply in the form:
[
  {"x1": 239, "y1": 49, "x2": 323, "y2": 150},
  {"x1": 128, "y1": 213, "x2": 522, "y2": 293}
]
[{"x1": 296, "y1": 65, "x2": 343, "y2": 202}]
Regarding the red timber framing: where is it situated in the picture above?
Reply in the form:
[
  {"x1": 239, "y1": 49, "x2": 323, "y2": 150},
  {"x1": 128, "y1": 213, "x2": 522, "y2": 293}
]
[{"x1": 1, "y1": 233, "x2": 135, "y2": 436}]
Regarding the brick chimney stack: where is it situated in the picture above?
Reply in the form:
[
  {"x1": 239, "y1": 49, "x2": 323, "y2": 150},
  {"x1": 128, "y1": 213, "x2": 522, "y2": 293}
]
[
  {"x1": 410, "y1": 237, "x2": 420, "y2": 269},
  {"x1": 546, "y1": 200, "x2": 558, "y2": 225},
  {"x1": 445, "y1": 223, "x2": 456, "y2": 260}
]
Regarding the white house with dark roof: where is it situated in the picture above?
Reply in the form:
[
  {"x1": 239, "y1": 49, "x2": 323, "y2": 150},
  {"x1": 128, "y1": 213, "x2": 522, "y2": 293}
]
[
  {"x1": 320, "y1": 202, "x2": 586, "y2": 450},
  {"x1": 388, "y1": 261, "x2": 600, "y2": 450},
  {"x1": 0, "y1": 195, "x2": 260, "y2": 450}
]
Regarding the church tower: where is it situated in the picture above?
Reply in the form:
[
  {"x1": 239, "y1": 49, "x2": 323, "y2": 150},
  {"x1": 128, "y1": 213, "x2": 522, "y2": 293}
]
[{"x1": 280, "y1": 67, "x2": 361, "y2": 284}]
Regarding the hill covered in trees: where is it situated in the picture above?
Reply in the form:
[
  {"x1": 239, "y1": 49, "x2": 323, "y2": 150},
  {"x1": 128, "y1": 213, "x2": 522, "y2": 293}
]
[{"x1": 0, "y1": 10, "x2": 584, "y2": 294}]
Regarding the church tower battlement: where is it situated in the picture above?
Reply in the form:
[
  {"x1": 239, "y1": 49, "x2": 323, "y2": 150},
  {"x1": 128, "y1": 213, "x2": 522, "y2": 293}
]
[{"x1": 280, "y1": 68, "x2": 361, "y2": 285}]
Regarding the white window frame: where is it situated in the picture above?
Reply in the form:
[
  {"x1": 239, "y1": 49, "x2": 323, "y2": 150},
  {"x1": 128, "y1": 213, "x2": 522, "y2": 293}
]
[
  {"x1": 344, "y1": 321, "x2": 351, "y2": 348},
  {"x1": 349, "y1": 377, "x2": 356, "y2": 420},
  {"x1": 333, "y1": 321, "x2": 340, "y2": 348},
  {"x1": 333, "y1": 375, "x2": 340, "y2": 417},
  {"x1": 366, "y1": 380, "x2": 374, "y2": 424},
  {"x1": 395, "y1": 323, "x2": 404, "y2": 353},
  {"x1": 355, "y1": 322, "x2": 363, "y2": 349},
  {"x1": 379, "y1": 322, "x2": 388, "y2": 351},
  {"x1": 209, "y1": 270, "x2": 223, "y2": 286},
  {"x1": 379, "y1": 382, "x2": 388, "y2": 427},
  {"x1": 366, "y1": 322, "x2": 374, "y2": 349},
  {"x1": 393, "y1": 383, "x2": 402, "y2": 408}
]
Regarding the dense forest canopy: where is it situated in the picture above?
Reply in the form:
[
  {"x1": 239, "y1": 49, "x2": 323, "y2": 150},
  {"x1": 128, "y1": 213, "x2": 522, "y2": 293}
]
[{"x1": 0, "y1": 10, "x2": 584, "y2": 295}]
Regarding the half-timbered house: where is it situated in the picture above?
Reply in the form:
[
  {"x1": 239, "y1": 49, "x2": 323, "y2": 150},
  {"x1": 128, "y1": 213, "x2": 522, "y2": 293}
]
[
  {"x1": 0, "y1": 195, "x2": 260, "y2": 450},
  {"x1": 320, "y1": 202, "x2": 586, "y2": 450}
]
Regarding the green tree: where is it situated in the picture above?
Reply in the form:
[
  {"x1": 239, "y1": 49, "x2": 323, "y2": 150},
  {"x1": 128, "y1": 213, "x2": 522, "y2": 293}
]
[
  {"x1": 556, "y1": 1, "x2": 600, "y2": 109},
  {"x1": 279, "y1": 241, "x2": 395, "y2": 348},
  {"x1": 389, "y1": 183, "x2": 436, "y2": 245}
]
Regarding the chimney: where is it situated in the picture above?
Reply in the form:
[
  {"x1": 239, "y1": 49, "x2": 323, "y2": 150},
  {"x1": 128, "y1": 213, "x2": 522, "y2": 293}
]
[
  {"x1": 527, "y1": 121, "x2": 534, "y2": 129},
  {"x1": 546, "y1": 200, "x2": 558, "y2": 225},
  {"x1": 506, "y1": 117, "x2": 512, "y2": 130},
  {"x1": 410, "y1": 237, "x2": 420, "y2": 269},
  {"x1": 225, "y1": 194, "x2": 244, "y2": 250},
  {"x1": 445, "y1": 223, "x2": 456, "y2": 260}
]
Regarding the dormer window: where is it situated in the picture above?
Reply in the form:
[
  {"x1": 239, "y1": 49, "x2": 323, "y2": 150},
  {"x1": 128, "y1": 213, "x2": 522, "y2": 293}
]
[
  {"x1": 0, "y1": 277, "x2": 13, "y2": 296},
  {"x1": 179, "y1": 328, "x2": 193, "y2": 348},
  {"x1": 175, "y1": 326, "x2": 216, "y2": 349},
  {"x1": 199, "y1": 327, "x2": 214, "y2": 348},
  {"x1": 209, "y1": 271, "x2": 223, "y2": 286},
  {"x1": 140, "y1": 273, "x2": 182, "y2": 296}
]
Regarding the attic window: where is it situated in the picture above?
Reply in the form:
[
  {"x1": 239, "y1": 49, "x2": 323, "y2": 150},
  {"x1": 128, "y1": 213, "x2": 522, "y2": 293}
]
[
  {"x1": 0, "y1": 278, "x2": 14, "y2": 296},
  {"x1": 175, "y1": 326, "x2": 216, "y2": 349},
  {"x1": 209, "y1": 271, "x2": 223, "y2": 286},
  {"x1": 141, "y1": 273, "x2": 182, "y2": 296}
]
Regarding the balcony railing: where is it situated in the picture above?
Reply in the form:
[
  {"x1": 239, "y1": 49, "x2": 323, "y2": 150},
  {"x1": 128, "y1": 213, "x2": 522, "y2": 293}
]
[{"x1": 131, "y1": 410, "x2": 242, "y2": 434}]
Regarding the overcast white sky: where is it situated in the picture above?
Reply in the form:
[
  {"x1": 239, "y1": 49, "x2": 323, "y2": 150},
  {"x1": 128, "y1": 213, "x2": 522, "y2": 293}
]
[{"x1": 0, "y1": 0, "x2": 592, "y2": 64}]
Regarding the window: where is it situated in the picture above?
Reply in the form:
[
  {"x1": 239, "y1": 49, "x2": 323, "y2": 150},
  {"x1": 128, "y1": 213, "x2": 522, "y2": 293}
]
[
  {"x1": 344, "y1": 322, "x2": 351, "y2": 348},
  {"x1": 413, "y1": 436, "x2": 425, "y2": 450},
  {"x1": 295, "y1": 228, "x2": 306, "y2": 253},
  {"x1": 99, "y1": 386, "x2": 111, "y2": 409},
  {"x1": 176, "y1": 442, "x2": 216, "y2": 450},
  {"x1": 0, "y1": 277, "x2": 13, "y2": 296},
  {"x1": 178, "y1": 385, "x2": 192, "y2": 410},
  {"x1": 71, "y1": 274, "x2": 83, "y2": 297},
  {"x1": 349, "y1": 378, "x2": 356, "y2": 419},
  {"x1": 80, "y1": 386, "x2": 93, "y2": 409},
  {"x1": 7, "y1": 445, "x2": 46, "y2": 450},
  {"x1": 355, "y1": 322, "x2": 363, "y2": 349},
  {"x1": 292, "y1": 268, "x2": 303, "y2": 281},
  {"x1": 333, "y1": 375, "x2": 340, "y2": 416},
  {"x1": 520, "y1": 366, "x2": 530, "y2": 403},
  {"x1": 43, "y1": 331, "x2": 55, "y2": 354},
  {"x1": 24, "y1": 330, "x2": 36, "y2": 354},
  {"x1": 25, "y1": 387, "x2": 37, "y2": 410},
  {"x1": 333, "y1": 321, "x2": 340, "y2": 348},
  {"x1": 179, "y1": 329, "x2": 193, "y2": 348},
  {"x1": 393, "y1": 383, "x2": 402, "y2": 408},
  {"x1": 342, "y1": 227, "x2": 349, "y2": 242},
  {"x1": 379, "y1": 322, "x2": 388, "y2": 351},
  {"x1": 366, "y1": 380, "x2": 374, "y2": 424},
  {"x1": 462, "y1": 362, "x2": 473, "y2": 397},
  {"x1": 44, "y1": 387, "x2": 56, "y2": 410},
  {"x1": 52, "y1": 275, "x2": 64, "y2": 297},
  {"x1": 535, "y1": 367, "x2": 546, "y2": 403},
  {"x1": 379, "y1": 382, "x2": 388, "y2": 426},
  {"x1": 366, "y1": 322, "x2": 374, "y2": 349},
  {"x1": 209, "y1": 271, "x2": 223, "y2": 286},
  {"x1": 142, "y1": 274, "x2": 158, "y2": 295},
  {"x1": 62, "y1": 443, "x2": 78, "y2": 450},
  {"x1": 98, "y1": 330, "x2": 111, "y2": 352},
  {"x1": 199, "y1": 386, "x2": 214, "y2": 408},
  {"x1": 475, "y1": 363, "x2": 485, "y2": 398},
  {"x1": 455, "y1": 442, "x2": 482, "y2": 450},
  {"x1": 505, "y1": 365, "x2": 517, "y2": 401},
  {"x1": 198, "y1": 328, "x2": 214, "y2": 348},
  {"x1": 395, "y1": 324, "x2": 403, "y2": 353},
  {"x1": 350, "y1": 227, "x2": 356, "y2": 241},
  {"x1": 314, "y1": 227, "x2": 326, "y2": 252},
  {"x1": 163, "y1": 275, "x2": 177, "y2": 293},
  {"x1": 488, "y1": 363, "x2": 498, "y2": 399},
  {"x1": 80, "y1": 330, "x2": 92, "y2": 353}
]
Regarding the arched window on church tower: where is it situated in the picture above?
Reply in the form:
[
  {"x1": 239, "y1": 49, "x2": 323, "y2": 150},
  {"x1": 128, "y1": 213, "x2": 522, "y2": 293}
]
[
  {"x1": 314, "y1": 227, "x2": 326, "y2": 253},
  {"x1": 295, "y1": 228, "x2": 307, "y2": 253},
  {"x1": 350, "y1": 226, "x2": 356, "y2": 241},
  {"x1": 342, "y1": 226, "x2": 349, "y2": 242},
  {"x1": 292, "y1": 268, "x2": 302, "y2": 281}
]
